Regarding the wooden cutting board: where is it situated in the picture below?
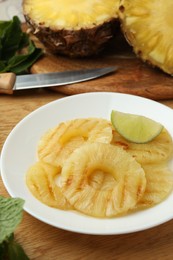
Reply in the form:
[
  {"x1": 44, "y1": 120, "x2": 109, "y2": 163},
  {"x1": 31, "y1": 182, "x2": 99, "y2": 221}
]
[{"x1": 30, "y1": 31, "x2": 173, "y2": 100}]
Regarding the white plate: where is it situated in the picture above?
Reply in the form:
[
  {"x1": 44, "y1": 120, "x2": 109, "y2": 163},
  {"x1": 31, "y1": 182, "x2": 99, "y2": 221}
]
[{"x1": 1, "y1": 92, "x2": 173, "y2": 235}]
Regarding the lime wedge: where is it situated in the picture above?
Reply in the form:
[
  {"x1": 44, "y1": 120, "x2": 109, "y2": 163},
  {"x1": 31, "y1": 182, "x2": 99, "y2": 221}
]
[{"x1": 111, "y1": 110, "x2": 163, "y2": 144}]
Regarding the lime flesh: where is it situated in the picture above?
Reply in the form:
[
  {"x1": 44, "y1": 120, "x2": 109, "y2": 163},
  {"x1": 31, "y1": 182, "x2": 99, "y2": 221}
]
[{"x1": 111, "y1": 110, "x2": 163, "y2": 144}]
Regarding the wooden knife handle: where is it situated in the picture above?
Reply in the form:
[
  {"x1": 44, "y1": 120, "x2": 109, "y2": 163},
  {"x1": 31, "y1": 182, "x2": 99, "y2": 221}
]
[{"x1": 0, "y1": 73, "x2": 16, "y2": 94}]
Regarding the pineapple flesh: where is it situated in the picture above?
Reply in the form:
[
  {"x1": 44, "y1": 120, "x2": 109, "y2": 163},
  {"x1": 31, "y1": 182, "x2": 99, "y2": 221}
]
[
  {"x1": 111, "y1": 128, "x2": 173, "y2": 164},
  {"x1": 136, "y1": 164, "x2": 173, "y2": 209},
  {"x1": 25, "y1": 117, "x2": 173, "y2": 217},
  {"x1": 23, "y1": 0, "x2": 119, "y2": 57},
  {"x1": 26, "y1": 161, "x2": 72, "y2": 209},
  {"x1": 118, "y1": 0, "x2": 173, "y2": 75},
  {"x1": 61, "y1": 142, "x2": 146, "y2": 218},
  {"x1": 38, "y1": 118, "x2": 113, "y2": 167}
]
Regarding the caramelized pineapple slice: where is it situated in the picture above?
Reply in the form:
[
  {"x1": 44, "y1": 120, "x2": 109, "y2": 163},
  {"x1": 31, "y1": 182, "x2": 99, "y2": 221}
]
[
  {"x1": 136, "y1": 164, "x2": 173, "y2": 209},
  {"x1": 119, "y1": 0, "x2": 173, "y2": 75},
  {"x1": 111, "y1": 128, "x2": 173, "y2": 164},
  {"x1": 61, "y1": 143, "x2": 146, "y2": 218},
  {"x1": 26, "y1": 161, "x2": 72, "y2": 209},
  {"x1": 38, "y1": 118, "x2": 113, "y2": 167}
]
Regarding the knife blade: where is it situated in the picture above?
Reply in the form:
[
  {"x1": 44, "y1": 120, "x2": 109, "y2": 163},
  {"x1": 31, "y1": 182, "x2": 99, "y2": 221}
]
[{"x1": 0, "y1": 67, "x2": 117, "y2": 94}]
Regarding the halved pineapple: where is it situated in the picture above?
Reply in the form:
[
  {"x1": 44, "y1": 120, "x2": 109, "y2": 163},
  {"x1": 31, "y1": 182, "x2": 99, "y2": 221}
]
[
  {"x1": 118, "y1": 0, "x2": 173, "y2": 75},
  {"x1": 23, "y1": 0, "x2": 119, "y2": 57},
  {"x1": 61, "y1": 142, "x2": 146, "y2": 218}
]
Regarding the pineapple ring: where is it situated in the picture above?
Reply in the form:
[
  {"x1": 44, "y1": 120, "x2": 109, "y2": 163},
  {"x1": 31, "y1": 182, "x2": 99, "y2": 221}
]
[
  {"x1": 26, "y1": 161, "x2": 72, "y2": 210},
  {"x1": 61, "y1": 142, "x2": 146, "y2": 218},
  {"x1": 136, "y1": 164, "x2": 173, "y2": 209},
  {"x1": 111, "y1": 128, "x2": 173, "y2": 164},
  {"x1": 38, "y1": 118, "x2": 113, "y2": 167}
]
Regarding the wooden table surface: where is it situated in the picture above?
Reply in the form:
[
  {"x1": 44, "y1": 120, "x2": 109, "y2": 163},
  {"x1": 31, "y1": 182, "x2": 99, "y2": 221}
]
[{"x1": 1, "y1": 89, "x2": 173, "y2": 260}]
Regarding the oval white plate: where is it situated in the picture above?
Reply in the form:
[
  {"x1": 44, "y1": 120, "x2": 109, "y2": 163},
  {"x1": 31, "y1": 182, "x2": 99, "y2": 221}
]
[{"x1": 1, "y1": 92, "x2": 173, "y2": 235}]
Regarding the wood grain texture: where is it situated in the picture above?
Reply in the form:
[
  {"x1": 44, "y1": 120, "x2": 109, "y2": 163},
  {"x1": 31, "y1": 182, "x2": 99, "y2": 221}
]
[
  {"x1": 29, "y1": 31, "x2": 173, "y2": 100},
  {"x1": 1, "y1": 91, "x2": 173, "y2": 259}
]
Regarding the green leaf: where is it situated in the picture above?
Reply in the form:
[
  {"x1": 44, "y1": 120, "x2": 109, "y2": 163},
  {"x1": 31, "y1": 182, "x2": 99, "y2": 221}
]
[
  {"x1": 0, "y1": 16, "x2": 23, "y2": 60},
  {"x1": 0, "y1": 20, "x2": 11, "y2": 38},
  {"x1": 10, "y1": 48, "x2": 43, "y2": 74},
  {"x1": 0, "y1": 234, "x2": 14, "y2": 259},
  {"x1": 8, "y1": 40, "x2": 36, "y2": 67},
  {"x1": 0, "y1": 234, "x2": 30, "y2": 260},
  {"x1": 0, "y1": 40, "x2": 42, "y2": 74},
  {"x1": 0, "y1": 196, "x2": 24, "y2": 244},
  {"x1": 18, "y1": 32, "x2": 30, "y2": 50},
  {"x1": 0, "y1": 16, "x2": 43, "y2": 73},
  {"x1": 0, "y1": 240, "x2": 6, "y2": 259},
  {"x1": 7, "y1": 237, "x2": 30, "y2": 260},
  {"x1": 0, "y1": 60, "x2": 6, "y2": 71}
]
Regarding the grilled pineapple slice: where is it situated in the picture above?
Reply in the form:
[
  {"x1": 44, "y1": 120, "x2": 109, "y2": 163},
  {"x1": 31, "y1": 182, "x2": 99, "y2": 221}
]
[
  {"x1": 38, "y1": 118, "x2": 113, "y2": 167},
  {"x1": 136, "y1": 164, "x2": 173, "y2": 209},
  {"x1": 23, "y1": 0, "x2": 119, "y2": 57},
  {"x1": 88, "y1": 170, "x2": 116, "y2": 191},
  {"x1": 26, "y1": 161, "x2": 72, "y2": 209},
  {"x1": 111, "y1": 128, "x2": 173, "y2": 164},
  {"x1": 61, "y1": 143, "x2": 146, "y2": 218},
  {"x1": 118, "y1": 0, "x2": 173, "y2": 75}
]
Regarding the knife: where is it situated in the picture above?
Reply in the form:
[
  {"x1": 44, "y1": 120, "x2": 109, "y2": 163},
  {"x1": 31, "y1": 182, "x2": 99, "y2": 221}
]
[{"x1": 0, "y1": 67, "x2": 117, "y2": 94}]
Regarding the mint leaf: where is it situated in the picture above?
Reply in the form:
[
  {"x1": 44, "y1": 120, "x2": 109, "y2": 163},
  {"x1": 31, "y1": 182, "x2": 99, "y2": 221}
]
[
  {"x1": 0, "y1": 16, "x2": 23, "y2": 60},
  {"x1": 0, "y1": 234, "x2": 29, "y2": 260},
  {"x1": 7, "y1": 235, "x2": 29, "y2": 260},
  {"x1": 0, "y1": 60, "x2": 5, "y2": 71},
  {"x1": 0, "y1": 39, "x2": 42, "y2": 74},
  {"x1": 9, "y1": 48, "x2": 43, "y2": 74},
  {"x1": 0, "y1": 196, "x2": 24, "y2": 244},
  {"x1": 0, "y1": 16, "x2": 43, "y2": 74}
]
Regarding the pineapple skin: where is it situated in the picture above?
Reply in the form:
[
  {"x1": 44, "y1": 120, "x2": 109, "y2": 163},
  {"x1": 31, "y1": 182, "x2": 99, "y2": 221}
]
[
  {"x1": 24, "y1": 15, "x2": 119, "y2": 57},
  {"x1": 22, "y1": 0, "x2": 120, "y2": 57}
]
